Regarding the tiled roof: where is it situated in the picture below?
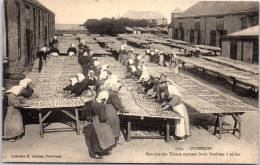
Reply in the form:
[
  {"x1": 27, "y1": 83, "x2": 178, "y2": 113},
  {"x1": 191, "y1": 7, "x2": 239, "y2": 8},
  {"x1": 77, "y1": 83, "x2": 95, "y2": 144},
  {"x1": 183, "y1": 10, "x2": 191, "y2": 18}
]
[
  {"x1": 177, "y1": 1, "x2": 259, "y2": 18},
  {"x1": 55, "y1": 24, "x2": 87, "y2": 31},
  {"x1": 228, "y1": 25, "x2": 259, "y2": 37},
  {"x1": 122, "y1": 10, "x2": 166, "y2": 20}
]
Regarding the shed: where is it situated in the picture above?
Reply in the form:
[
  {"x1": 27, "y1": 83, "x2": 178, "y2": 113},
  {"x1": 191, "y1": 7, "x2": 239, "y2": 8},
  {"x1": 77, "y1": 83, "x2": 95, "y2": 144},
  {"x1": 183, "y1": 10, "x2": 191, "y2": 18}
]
[{"x1": 221, "y1": 25, "x2": 259, "y2": 64}]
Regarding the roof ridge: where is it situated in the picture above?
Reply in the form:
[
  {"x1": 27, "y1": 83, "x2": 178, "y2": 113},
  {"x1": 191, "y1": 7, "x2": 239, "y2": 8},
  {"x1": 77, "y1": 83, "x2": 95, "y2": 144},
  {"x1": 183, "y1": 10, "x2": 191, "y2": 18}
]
[{"x1": 177, "y1": 1, "x2": 258, "y2": 18}]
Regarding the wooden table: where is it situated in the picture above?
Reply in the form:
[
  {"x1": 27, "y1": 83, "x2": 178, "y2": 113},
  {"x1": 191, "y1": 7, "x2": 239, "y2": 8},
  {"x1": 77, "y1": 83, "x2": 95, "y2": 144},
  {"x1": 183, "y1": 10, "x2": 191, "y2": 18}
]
[
  {"x1": 213, "y1": 112, "x2": 243, "y2": 139},
  {"x1": 119, "y1": 115, "x2": 175, "y2": 143},
  {"x1": 97, "y1": 44, "x2": 258, "y2": 140},
  {"x1": 38, "y1": 107, "x2": 80, "y2": 138},
  {"x1": 97, "y1": 56, "x2": 182, "y2": 143},
  {"x1": 146, "y1": 61, "x2": 257, "y2": 140},
  {"x1": 178, "y1": 56, "x2": 259, "y2": 92},
  {"x1": 25, "y1": 106, "x2": 82, "y2": 138},
  {"x1": 195, "y1": 45, "x2": 221, "y2": 55}
]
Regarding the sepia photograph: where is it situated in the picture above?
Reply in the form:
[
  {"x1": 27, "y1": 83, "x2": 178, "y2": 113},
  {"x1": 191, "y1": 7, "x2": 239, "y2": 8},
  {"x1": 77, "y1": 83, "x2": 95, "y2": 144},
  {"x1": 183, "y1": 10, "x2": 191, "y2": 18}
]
[{"x1": 1, "y1": 0, "x2": 259, "y2": 163}]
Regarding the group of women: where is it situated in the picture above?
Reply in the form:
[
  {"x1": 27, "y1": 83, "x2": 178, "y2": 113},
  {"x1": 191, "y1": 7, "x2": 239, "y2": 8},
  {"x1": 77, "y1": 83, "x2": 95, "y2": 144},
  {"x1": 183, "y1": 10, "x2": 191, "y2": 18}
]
[
  {"x1": 3, "y1": 37, "x2": 190, "y2": 158},
  {"x1": 118, "y1": 44, "x2": 190, "y2": 143},
  {"x1": 62, "y1": 42, "x2": 129, "y2": 159},
  {"x1": 2, "y1": 78, "x2": 36, "y2": 142},
  {"x1": 37, "y1": 36, "x2": 62, "y2": 73},
  {"x1": 146, "y1": 49, "x2": 179, "y2": 74}
]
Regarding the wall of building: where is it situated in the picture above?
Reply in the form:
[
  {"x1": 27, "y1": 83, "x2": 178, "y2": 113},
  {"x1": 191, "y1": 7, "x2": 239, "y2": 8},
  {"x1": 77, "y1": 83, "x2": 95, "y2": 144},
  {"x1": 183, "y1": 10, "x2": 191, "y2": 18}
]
[
  {"x1": 4, "y1": 0, "x2": 55, "y2": 75},
  {"x1": 237, "y1": 41, "x2": 242, "y2": 61},
  {"x1": 171, "y1": 11, "x2": 259, "y2": 46},
  {"x1": 221, "y1": 40, "x2": 230, "y2": 58},
  {"x1": 221, "y1": 38, "x2": 256, "y2": 63},
  {"x1": 243, "y1": 41, "x2": 253, "y2": 63},
  {"x1": 155, "y1": 19, "x2": 167, "y2": 26}
]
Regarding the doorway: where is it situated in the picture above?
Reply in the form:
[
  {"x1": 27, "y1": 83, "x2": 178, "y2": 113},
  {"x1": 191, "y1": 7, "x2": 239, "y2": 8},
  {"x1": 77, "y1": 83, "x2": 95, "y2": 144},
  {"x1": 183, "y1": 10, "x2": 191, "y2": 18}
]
[
  {"x1": 230, "y1": 41, "x2": 237, "y2": 60},
  {"x1": 190, "y1": 29, "x2": 194, "y2": 44},
  {"x1": 210, "y1": 30, "x2": 216, "y2": 46},
  {"x1": 26, "y1": 29, "x2": 34, "y2": 71},
  {"x1": 44, "y1": 26, "x2": 48, "y2": 45}
]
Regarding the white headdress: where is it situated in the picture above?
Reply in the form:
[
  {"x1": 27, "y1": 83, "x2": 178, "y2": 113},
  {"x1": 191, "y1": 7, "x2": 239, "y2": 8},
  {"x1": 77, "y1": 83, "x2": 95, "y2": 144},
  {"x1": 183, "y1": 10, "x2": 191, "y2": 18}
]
[
  {"x1": 7, "y1": 86, "x2": 23, "y2": 96},
  {"x1": 168, "y1": 85, "x2": 182, "y2": 97},
  {"x1": 70, "y1": 78, "x2": 78, "y2": 86},
  {"x1": 96, "y1": 91, "x2": 109, "y2": 103},
  {"x1": 94, "y1": 61, "x2": 100, "y2": 67},
  {"x1": 76, "y1": 73, "x2": 85, "y2": 83},
  {"x1": 99, "y1": 71, "x2": 108, "y2": 80}
]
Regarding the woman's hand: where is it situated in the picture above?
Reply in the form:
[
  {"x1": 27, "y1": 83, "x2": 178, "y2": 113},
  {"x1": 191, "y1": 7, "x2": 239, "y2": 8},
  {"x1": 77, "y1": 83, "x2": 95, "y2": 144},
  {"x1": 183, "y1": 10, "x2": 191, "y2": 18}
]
[{"x1": 160, "y1": 105, "x2": 170, "y2": 111}]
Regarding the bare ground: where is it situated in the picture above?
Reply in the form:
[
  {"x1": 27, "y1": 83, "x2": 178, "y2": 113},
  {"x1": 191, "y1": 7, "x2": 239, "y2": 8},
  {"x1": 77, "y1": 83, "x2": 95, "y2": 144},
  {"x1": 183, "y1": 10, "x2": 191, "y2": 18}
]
[{"x1": 2, "y1": 54, "x2": 258, "y2": 164}]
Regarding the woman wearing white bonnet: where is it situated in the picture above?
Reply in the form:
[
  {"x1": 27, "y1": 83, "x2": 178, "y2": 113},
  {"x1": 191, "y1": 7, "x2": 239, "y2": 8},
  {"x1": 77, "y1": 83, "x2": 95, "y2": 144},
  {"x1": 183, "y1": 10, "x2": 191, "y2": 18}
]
[
  {"x1": 170, "y1": 52, "x2": 179, "y2": 74},
  {"x1": 63, "y1": 78, "x2": 79, "y2": 94},
  {"x1": 19, "y1": 78, "x2": 34, "y2": 98},
  {"x1": 76, "y1": 73, "x2": 86, "y2": 83},
  {"x1": 160, "y1": 84, "x2": 190, "y2": 142},
  {"x1": 37, "y1": 47, "x2": 48, "y2": 73},
  {"x1": 49, "y1": 44, "x2": 60, "y2": 57},
  {"x1": 83, "y1": 90, "x2": 115, "y2": 159},
  {"x1": 67, "y1": 43, "x2": 77, "y2": 56},
  {"x1": 103, "y1": 74, "x2": 119, "y2": 90},
  {"x1": 94, "y1": 61, "x2": 101, "y2": 68},
  {"x1": 4, "y1": 86, "x2": 28, "y2": 141},
  {"x1": 118, "y1": 44, "x2": 127, "y2": 64},
  {"x1": 51, "y1": 36, "x2": 58, "y2": 48}
]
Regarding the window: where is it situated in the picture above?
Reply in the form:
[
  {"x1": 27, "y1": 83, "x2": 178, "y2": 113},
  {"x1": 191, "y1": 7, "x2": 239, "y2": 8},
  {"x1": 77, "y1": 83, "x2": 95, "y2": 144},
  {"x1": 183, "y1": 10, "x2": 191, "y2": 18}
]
[
  {"x1": 241, "y1": 17, "x2": 247, "y2": 30},
  {"x1": 252, "y1": 16, "x2": 259, "y2": 26},
  {"x1": 216, "y1": 17, "x2": 224, "y2": 30},
  {"x1": 178, "y1": 20, "x2": 182, "y2": 28},
  {"x1": 195, "y1": 18, "x2": 200, "y2": 30},
  {"x1": 33, "y1": 8, "x2": 36, "y2": 45},
  {"x1": 174, "y1": 28, "x2": 178, "y2": 39},
  {"x1": 16, "y1": 2, "x2": 21, "y2": 59},
  {"x1": 253, "y1": 41, "x2": 258, "y2": 64},
  {"x1": 25, "y1": 5, "x2": 30, "y2": 29},
  {"x1": 4, "y1": 0, "x2": 8, "y2": 58},
  {"x1": 38, "y1": 10, "x2": 41, "y2": 39}
]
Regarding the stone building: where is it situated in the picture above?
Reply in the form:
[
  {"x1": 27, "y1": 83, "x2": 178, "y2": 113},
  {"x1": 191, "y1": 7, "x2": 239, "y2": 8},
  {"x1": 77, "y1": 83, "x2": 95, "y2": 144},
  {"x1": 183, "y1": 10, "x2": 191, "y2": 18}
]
[
  {"x1": 221, "y1": 25, "x2": 258, "y2": 64},
  {"x1": 122, "y1": 10, "x2": 168, "y2": 26},
  {"x1": 55, "y1": 24, "x2": 89, "y2": 36},
  {"x1": 3, "y1": 0, "x2": 55, "y2": 77},
  {"x1": 169, "y1": 1, "x2": 259, "y2": 47}
]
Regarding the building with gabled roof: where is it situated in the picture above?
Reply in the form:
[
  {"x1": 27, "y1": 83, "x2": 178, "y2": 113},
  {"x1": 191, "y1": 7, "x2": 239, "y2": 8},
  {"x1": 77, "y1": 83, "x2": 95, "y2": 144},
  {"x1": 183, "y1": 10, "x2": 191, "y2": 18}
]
[
  {"x1": 3, "y1": 0, "x2": 55, "y2": 79},
  {"x1": 221, "y1": 25, "x2": 258, "y2": 64},
  {"x1": 122, "y1": 10, "x2": 167, "y2": 25},
  {"x1": 169, "y1": 1, "x2": 259, "y2": 47}
]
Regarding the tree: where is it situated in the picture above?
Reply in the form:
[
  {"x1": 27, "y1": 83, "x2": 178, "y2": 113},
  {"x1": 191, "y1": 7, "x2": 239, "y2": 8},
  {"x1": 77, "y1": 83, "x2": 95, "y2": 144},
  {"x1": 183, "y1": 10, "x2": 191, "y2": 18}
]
[{"x1": 83, "y1": 18, "x2": 155, "y2": 36}]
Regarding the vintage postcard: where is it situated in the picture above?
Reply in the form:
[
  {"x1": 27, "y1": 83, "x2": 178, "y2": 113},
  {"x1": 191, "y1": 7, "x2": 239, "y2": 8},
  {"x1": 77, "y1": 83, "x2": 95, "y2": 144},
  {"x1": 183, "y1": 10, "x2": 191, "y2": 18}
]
[{"x1": 2, "y1": 0, "x2": 259, "y2": 163}]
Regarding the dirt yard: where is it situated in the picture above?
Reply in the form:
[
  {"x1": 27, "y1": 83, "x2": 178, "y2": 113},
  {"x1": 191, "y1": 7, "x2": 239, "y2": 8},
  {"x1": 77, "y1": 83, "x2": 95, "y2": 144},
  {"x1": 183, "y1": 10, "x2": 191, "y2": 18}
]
[{"x1": 2, "y1": 54, "x2": 258, "y2": 164}]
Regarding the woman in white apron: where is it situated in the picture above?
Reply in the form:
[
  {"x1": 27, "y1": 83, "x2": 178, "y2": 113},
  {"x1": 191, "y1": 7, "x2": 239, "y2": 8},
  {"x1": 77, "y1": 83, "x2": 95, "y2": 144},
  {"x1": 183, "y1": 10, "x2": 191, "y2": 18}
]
[{"x1": 160, "y1": 84, "x2": 191, "y2": 142}]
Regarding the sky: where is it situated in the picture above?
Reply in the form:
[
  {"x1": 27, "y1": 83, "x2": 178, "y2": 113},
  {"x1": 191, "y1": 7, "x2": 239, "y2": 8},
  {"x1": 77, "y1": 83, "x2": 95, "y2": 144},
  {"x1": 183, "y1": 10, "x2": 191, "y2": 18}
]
[{"x1": 37, "y1": 0, "x2": 197, "y2": 24}]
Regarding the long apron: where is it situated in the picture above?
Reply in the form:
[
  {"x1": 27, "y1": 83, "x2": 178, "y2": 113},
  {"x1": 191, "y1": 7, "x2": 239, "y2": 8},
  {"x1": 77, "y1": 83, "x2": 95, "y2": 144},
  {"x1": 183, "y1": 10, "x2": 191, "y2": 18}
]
[
  {"x1": 4, "y1": 106, "x2": 24, "y2": 139},
  {"x1": 106, "y1": 104, "x2": 120, "y2": 138},
  {"x1": 173, "y1": 104, "x2": 191, "y2": 137},
  {"x1": 92, "y1": 116, "x2": 115, "y2": 150}
]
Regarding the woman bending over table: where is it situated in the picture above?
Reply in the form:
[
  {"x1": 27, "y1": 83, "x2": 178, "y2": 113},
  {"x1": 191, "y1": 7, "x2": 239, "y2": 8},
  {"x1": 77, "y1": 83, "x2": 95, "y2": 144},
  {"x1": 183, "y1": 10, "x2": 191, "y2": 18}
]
[
  {"x1": 4, "y1": 86, "x2": 28, "y2": 142},
  {"x1": 160, "y1": 85, "x2": 190, "y2": 142}
]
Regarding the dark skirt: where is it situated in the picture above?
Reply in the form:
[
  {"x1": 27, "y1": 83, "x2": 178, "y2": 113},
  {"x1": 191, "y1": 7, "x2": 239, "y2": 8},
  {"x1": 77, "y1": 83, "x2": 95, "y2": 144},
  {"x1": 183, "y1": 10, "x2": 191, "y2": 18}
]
[
  {"x1": 39, "y1": 58, "x2": 43, "y2": 73},
  {"x1": 106, "y1": 104, "x2": 120, "y2": 138},
  {"x1": 83, "y1": 124, "x2": 112, "y2": 157}
]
